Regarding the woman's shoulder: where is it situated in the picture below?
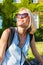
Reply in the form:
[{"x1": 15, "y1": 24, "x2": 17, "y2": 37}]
[
  {"x1": 0, "y1": 27, "x2": 17, "y2": 39},
  {"x1": 0, "y1": 28, "x2": 10, "y2": 41}
]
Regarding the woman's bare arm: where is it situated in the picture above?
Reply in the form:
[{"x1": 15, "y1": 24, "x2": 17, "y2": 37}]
[
  {"x1": 0, "y1": 29, "x2": 10, "y2": 63},
  {"x1": 30, "y1": 35, "x2": 43, "y2": 65}
]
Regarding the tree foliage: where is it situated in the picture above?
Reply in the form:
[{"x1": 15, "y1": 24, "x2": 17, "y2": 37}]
[
  {"x1": 36, "y1": 3, "x2": 43, "y2": 12},
  {"x1": 1, "y1": 0, "x2": 18, "y2": 30},
  {"x1": 28, "y1": 4, "x2": 38, "y2": 12}
]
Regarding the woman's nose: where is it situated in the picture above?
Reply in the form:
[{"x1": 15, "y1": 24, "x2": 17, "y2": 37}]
[
  {"x1": 19, "y1": 16, "x2": 23, "y2": 19},
  {"x1": 20, "y1": 18, "x2": 24, "y2": 22}
]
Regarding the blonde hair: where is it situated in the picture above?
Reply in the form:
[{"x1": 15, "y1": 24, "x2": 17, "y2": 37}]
[{"x1": 18, "y1": 7, "x2": 37, "y2": 34}]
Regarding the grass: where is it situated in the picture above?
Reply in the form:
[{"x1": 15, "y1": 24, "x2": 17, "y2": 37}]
[{"x1": 26, "y1": 42, "x2": 43, "y2": 61}]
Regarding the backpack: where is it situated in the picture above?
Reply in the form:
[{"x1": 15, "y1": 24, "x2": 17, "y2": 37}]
[{"x1": 6, "y1": 27, "x2": 33, "y2": 65}]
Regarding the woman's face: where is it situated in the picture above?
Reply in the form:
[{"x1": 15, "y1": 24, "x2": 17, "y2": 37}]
[
  {"x1": 16, "y1": 10, "x2": 30, "y2": 30},
  {"x1": 16, "y1": 10, "x2": 30, "y2": 34}
]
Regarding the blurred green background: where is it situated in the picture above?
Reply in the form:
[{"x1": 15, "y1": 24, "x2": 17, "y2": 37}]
[{"x1": 0, "y1": 0, "x2": 43, "y2": 41}]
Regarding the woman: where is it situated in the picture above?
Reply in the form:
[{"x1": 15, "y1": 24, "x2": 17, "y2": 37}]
[{"x1": 0, "y1": 8, "x2": 43, "y2": 65}]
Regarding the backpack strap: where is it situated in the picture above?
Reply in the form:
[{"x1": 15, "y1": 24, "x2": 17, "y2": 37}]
[
  {"x1": 30, "y1": 34, "x2": 33, "y2": 43},
  {"x1": 6, "y1": 27, "x2": 15, "y2": 51}
]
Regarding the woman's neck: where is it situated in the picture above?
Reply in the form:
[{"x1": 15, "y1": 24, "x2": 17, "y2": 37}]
[
  {"x1": 17, "y1": 27, "x2": 26, "y2": 35},
  {"x1": 17, "y1": 27, "x2": 27, "y2": 43},
  {"x1": 17, "y1": 27, "x2": 27, "y2": 47},
  {"x1": 18, "y1": 30, "x2": 27, "y2": 43},
  {"x1": 19, "y1": 32, "x2": 26, "y2": 38}
]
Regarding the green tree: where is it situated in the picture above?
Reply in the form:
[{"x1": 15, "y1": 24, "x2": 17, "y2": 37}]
[
  {"x1": 1, "y1": 0, "x2": 17, "y2": 29},
  {"x1": 36, "y1": 3, "x2": 43, "y2": 12},
  {"x1": 0, "y1": 3, "x2": 2, "y2": 13}
]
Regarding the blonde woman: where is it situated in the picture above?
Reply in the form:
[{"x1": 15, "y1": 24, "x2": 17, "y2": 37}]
[{"x1": 0, "y1": 8, "x2": 43, "y2": 65}]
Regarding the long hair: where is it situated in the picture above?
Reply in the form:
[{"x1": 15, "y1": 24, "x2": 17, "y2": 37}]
[{"x1": 18, "y1": 7, "x2": 37, "y2": 34}]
